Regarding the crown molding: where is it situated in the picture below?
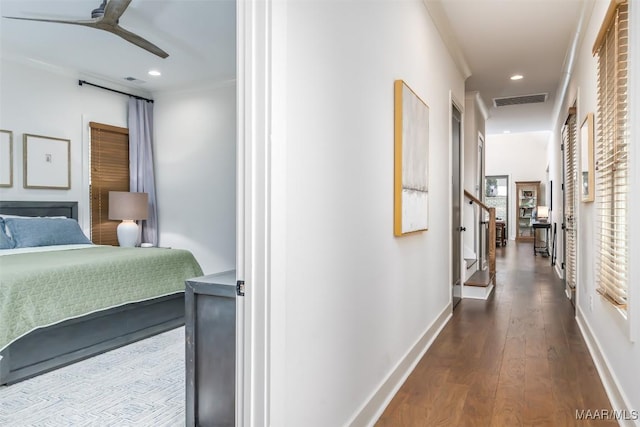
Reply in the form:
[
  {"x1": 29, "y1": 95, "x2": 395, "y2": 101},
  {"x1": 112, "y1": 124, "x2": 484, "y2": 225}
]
[{"x1": 423, "y1": 0, "x2": 472, "y2": 80}]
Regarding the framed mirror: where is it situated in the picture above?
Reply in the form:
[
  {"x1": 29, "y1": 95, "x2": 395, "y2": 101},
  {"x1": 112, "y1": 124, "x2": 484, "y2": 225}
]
[{"x1": 580, "y1": 113, "x2": 594, "y2": 202}]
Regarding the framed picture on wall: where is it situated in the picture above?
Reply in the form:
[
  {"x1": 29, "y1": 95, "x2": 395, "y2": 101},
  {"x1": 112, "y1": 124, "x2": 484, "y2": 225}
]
[
  {"x1": 580, "y1": 113, "x2": 595, "y2": 202},
  {"x1": 0, "y1": 130, "x2": 13, "y2": 187},
  {"x1": 393, "y1": 79, "x2": 430, "y2": 236},
  {"x1": 23, "y1": 134, "x2": 71, "y2": 190}
]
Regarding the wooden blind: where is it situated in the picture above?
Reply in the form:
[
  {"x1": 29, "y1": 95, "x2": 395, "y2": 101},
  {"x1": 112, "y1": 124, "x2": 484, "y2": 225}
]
[
  {"x1": 593, "y1": 0, "x2": 629, "y2": 309},
  {"x1": 562, "y1": 110, "x2": 577, "y2": 293},
  {"x1": 90, "y1": 122, "x2": 129, "y2": 246}
]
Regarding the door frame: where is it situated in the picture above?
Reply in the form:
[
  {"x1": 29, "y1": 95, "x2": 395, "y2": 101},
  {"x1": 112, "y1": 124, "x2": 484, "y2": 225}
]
[
  {"x1": 237, "y1": 0, "x2": 282, "y2": 424},
  {"x1": 477, "y1": 133, "x2": 485, "y2": 200},
  {"x1": 477, "y1": 133, "x2": 485, "y2": 268},
  {"x1": 562, "y1": 104, "x2": 578, "y2": 306}
]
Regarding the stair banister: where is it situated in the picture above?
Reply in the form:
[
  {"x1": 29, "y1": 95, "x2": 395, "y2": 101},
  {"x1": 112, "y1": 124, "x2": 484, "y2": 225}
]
[{"x1": 464, "y1": 190, "x2": 496, "y2": 286}]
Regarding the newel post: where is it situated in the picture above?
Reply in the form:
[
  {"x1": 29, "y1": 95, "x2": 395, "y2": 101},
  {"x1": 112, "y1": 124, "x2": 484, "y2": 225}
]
[
  {"x1": 488, "y1": 207, "x2": 496, "y2": 285},
  {"x1": 489, "y1": 208, "x2": 496, "y2": 286}
]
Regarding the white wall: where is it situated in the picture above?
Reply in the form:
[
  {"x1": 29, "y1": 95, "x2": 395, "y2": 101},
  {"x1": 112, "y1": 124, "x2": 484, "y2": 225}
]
[
  {"x1": 485, "y1": 131, "x2": 549, "y2": 240},
  {"x1": 154, "y1": 82, "x2": 236, "y2": 274},
  {"x1": 270, "y1": 1, "x2": 464, "y2": 425},
  {"x1": 547, "y1": 115, "x2": 564, "y2": 279},
  {"x1": 549, "y1": 0, "x2": 640, "y2": 420},
  {"x1": 0, "y1": 58, "x2": 128, "y2": 232},
  {"x1": 464, "y1": 92, "x2": 487, "y2": 197},
  {"x1": 463, "y1": 92, "x2": 487, "y2": 261}
]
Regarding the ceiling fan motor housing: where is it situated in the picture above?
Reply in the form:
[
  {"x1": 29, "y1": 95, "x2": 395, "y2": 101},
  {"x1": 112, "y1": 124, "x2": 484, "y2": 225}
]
[{"x1": 91, "y1": 0, "x2": 107, "y2": 19}]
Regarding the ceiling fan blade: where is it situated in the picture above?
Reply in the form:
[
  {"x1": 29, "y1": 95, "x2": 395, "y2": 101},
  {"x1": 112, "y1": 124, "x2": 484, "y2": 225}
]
[
  {"x1": 4, "y1": 0, "x2": 167, "y2": 59},
  {"x1": 101, "y1": 0, "x2": 133, "y2": 25},
  {"x1": 109, "y1": 25, "x2": 169, "y2": 58},
  {"x1": 3, "y1": 16, "x2": 99, "y2": 27}
]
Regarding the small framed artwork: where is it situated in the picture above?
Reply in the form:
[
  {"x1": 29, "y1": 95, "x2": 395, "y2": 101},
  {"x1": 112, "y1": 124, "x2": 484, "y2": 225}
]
[
  {"x1": 23, "y1": 134, "x2": 71, "y2": 190},
  {"x1": 522, "y1": 190, "x2": 533, "y2": 198},
  {"x1": 580, "y1": 113, "x2": 595, "y2": 202},
  {"x1": 0, "y1": 130, "x2": 12, "y2": 187},
  {"x1": 394, "y1": 80, "x2": 429, "y2": 236}
]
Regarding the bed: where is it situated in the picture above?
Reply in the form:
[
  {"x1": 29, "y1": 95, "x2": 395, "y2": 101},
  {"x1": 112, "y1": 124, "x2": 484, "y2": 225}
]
[{"x1": 0, "y1": 201, "x2": 203, "y2": 385}]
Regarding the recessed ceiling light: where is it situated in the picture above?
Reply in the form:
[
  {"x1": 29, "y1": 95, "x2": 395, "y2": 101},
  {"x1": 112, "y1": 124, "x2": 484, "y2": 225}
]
[
  {"x1": 503, "y1": 130, "x2": 511, "y2": 134},
  {"x1": 148, "y1": 70, "x2": 161, "y2": 77},
  {"x1": 510, "y1": 74, "x2": 524, "y2": 81}
]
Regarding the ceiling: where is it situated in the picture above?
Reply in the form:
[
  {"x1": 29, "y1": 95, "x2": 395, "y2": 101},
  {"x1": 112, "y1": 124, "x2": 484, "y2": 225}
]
[
  {"x1": 434, "y1": 0, "x2": 587, "y2": 134},
  {"x1": 0, "y1": 0, "x2": 236, "y2": 95},
  {"x1": 1, "y1": 0, "x2": 586, "y2": 133}
]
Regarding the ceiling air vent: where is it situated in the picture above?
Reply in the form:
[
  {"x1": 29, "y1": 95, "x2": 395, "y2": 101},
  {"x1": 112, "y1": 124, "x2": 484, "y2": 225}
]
[
  {"x1": 124, "y1": 76, "x2": 146, "y2": 84},
  {"x1": 493, "y1": 93, "x2": 548, "y2": 107}
]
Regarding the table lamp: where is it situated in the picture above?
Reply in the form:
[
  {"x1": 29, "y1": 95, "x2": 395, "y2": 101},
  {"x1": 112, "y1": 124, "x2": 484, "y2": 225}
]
[
  {"x1": 536, "y1": 206, "x2": 549, "y2": 222},
  {"x1": 108, "y1": 191, "x2": 149, "y2": 247}
]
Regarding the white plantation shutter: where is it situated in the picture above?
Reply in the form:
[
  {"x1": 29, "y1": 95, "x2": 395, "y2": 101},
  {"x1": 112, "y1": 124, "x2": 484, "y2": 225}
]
[
  {"x1": 563, "y1": 111, "x2": 577, "y2": 294},
  {"x1": 593, "y1": 0, "x2": 629, "y2": 309}
]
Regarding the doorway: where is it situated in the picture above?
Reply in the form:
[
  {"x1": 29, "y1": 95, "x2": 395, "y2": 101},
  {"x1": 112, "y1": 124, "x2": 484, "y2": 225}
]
[
  {"x1": 452, "y1": 103, "x2": 462, "y2": 308},
  {"x1": 485, "y1": 175, "x2": 509, "y2": 238}
]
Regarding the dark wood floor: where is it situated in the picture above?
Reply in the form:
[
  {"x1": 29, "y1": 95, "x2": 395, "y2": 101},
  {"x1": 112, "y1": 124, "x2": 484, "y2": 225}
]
[{"x1": 376, "y1": 242, "x2": 615, "y2": 426}]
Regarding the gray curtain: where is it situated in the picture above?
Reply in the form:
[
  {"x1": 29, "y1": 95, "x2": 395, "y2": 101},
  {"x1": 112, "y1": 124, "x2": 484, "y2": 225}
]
[{"x1": 128, "y1": 98, "x2": 158, "y2": 245}]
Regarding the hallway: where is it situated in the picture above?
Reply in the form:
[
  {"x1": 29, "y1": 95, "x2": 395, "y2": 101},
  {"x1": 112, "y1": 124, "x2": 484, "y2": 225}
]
[{"x1": 376, "y1": 242, "x2": 615, "y2": 426}]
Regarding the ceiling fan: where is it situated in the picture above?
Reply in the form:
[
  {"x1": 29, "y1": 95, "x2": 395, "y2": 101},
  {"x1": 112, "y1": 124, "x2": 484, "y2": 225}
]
[{"x1": 3, "y1": 0, "x2": 169, "y2": 58}]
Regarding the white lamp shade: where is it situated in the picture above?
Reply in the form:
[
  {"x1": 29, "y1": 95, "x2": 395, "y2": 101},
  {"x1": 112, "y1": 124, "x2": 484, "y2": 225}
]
[{"x1": 537, "y1": 206, "x2": 549, "y2": 219}]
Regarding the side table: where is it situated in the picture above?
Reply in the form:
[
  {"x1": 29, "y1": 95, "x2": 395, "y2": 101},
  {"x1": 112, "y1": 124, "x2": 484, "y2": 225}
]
[
  {"x1": 185, "y1": 270, "x2": 237, "y2": 427},
  {"x1": 532, "y1": 221, "x2": 551, "y2": 257}
]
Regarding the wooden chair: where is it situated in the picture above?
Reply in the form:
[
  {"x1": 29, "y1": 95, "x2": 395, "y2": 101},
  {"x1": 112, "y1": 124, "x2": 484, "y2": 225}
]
[{"x1": 496, "y1": 221, "x2": 506, "y2": 246}]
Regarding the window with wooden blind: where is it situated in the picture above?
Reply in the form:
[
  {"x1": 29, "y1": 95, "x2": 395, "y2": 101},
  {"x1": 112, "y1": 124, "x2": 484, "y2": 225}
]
[
  {"x1": 592, "y1": 0, "x2": 629, "y2": 311},
  {"x1": 90, "y1": 122, "x2": 129, "y2": 246}
]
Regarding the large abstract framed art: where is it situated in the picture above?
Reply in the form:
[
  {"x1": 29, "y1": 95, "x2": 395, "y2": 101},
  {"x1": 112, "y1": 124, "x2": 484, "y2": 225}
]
[{"x1": 394, "y1": 80, "x2": 429, "y2": 236}]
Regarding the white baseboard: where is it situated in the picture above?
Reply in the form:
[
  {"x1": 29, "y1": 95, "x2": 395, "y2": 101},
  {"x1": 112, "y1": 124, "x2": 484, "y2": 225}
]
[
  {"x1": 346, "y1": 302, "x2": 453, "y2": 427},
  {"x1": 576, "y1": 308, "x2": 639, "y2": 427},
  {"x1": 463, "y1": 284, "x2": 494, "y2": 300},
  {"x1": 555, "y1": 263, "x2": 563, "y2": 279}
]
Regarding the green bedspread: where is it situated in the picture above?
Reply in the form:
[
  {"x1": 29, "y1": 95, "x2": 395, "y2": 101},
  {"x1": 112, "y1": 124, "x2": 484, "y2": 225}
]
[{"x1": 0, "y1": 246, "x2": 203, "y2": 352}]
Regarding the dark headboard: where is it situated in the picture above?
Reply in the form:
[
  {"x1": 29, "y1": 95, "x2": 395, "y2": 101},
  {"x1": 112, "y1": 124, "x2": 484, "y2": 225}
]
[{"x1": 0, "y1": 201, "x2": 78, "y2": 220}]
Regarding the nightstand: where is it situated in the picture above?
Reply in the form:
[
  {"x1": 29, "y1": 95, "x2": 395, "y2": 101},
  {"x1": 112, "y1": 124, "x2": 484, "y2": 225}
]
[{"x1": 185, "y1": 270, "x2": 237, "y2": 426}]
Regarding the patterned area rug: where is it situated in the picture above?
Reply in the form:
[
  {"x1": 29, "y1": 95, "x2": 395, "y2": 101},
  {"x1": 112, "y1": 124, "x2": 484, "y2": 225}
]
[{"x1": 0, "y1": 327, "x2": 185, "y2": 426}]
